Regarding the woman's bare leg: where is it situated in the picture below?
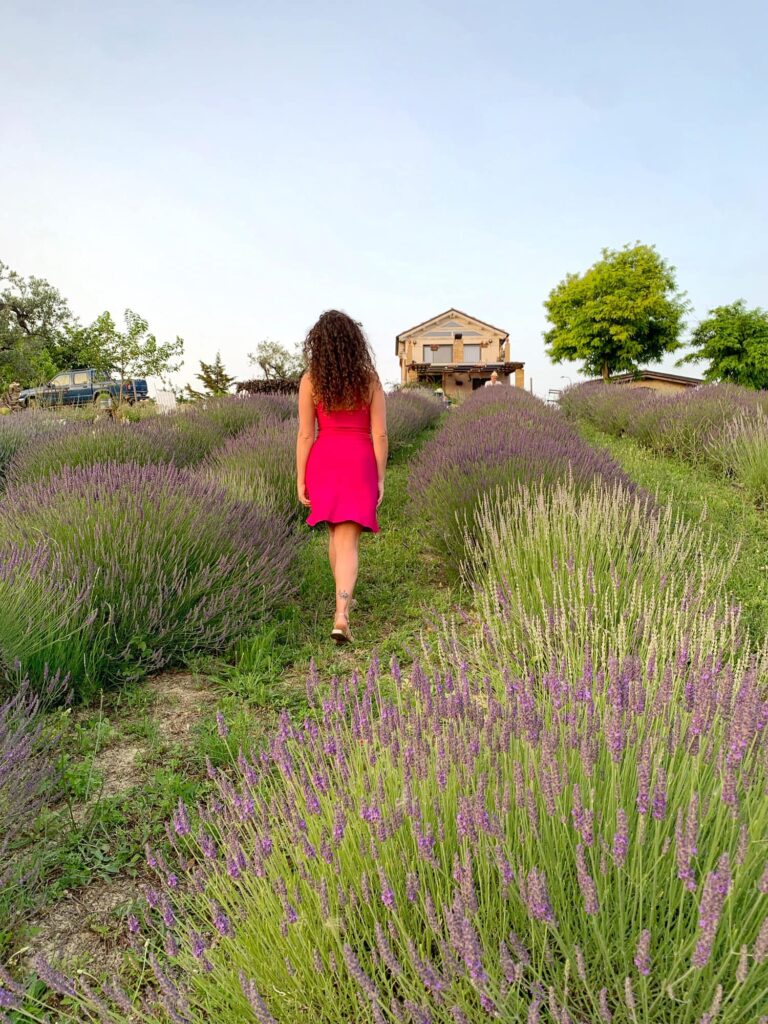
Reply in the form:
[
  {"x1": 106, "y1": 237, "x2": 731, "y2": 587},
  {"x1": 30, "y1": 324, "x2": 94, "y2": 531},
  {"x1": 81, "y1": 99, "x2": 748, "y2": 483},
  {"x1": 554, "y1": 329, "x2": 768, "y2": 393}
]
[
  {"x1": 328, "y1": 524, "x2": 336, "y2": 575},
  {"x1": 332, "y1": 521, "x2": 363, "y2": 622}
]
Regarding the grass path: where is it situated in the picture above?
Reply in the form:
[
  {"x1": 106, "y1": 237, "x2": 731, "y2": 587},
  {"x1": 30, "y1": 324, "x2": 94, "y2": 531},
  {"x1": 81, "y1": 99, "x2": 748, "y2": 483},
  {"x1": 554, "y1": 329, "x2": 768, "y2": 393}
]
[
  {"x1": 579, "y1": 421, "x2": 768, "y2": 644},
  {"x1": 6, "y1": 419, "x2": 455, "y2": 973}
]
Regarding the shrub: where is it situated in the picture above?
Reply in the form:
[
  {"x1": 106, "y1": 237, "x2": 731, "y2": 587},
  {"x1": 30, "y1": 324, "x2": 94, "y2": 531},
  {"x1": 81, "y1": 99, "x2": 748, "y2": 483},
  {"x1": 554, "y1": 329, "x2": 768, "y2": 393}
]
[
  {"x1": 0, "y1": 462, "x2": 301, "y2": 699},
  {"x1": 31, "y1": 649, "x2": 768, "y2": 1023},
  {"x1": 6, "y1": 396, "x2": 295, "y2": 484},
  {"x1": 0, "y1": 671, "x2": 68, "y2": 940},
  {"x1": 562, "y1": 381, "x2": 768, "y2": 467},
  {"x1": 706, "y1": 409, "x2": 768, "y2": 506},
  {"x1": 386, "y1": 390, "x2": 444, "y2": 452},
  {"x1": 558, "y1": 383, "x2": 655, "y2": 438},
  {"x1": 6, "y1": 420, "x2": 183, "y2": 485},
  {"x1": 0, "y1": 416, "x2": 74, "y2": 490},
  {"x1": 434, "y1": 480, "x2": 742, "y2": 680},
  {"x1": 201, "y1": 418, "x2": 300, "y2": 517},
  {"x1": 409, "y1": 388, "x2": 638, "y2": 573}
]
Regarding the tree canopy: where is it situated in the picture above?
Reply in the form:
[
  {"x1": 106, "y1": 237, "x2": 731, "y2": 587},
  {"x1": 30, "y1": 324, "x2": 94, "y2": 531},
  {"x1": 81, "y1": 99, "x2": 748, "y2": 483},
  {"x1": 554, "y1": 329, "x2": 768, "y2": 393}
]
[
  {"x1": 544, "y1": 243, "x2": 690, "y2": 380},
  {"x1": 186, "y1": 351, "x2": 236, "y2": 398},
  {"x1": 0, "y1": 260, "x2": 73, "y2": 388},
  {"x1": 247, "y1": 339, "x2": 305, "y2": 381},
  {"x1": 677, "y1": 299, "x2": 768, "y2": 390},
  {"x1": 0, "y1": 258, "x2": 184, "y2": 392}
]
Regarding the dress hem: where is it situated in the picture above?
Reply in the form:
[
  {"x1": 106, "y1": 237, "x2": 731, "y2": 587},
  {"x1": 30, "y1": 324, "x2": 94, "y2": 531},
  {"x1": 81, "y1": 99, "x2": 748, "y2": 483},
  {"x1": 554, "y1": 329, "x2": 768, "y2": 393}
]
[{"x1": 306, "y1": 514, "x2": 380, "y2": 534}]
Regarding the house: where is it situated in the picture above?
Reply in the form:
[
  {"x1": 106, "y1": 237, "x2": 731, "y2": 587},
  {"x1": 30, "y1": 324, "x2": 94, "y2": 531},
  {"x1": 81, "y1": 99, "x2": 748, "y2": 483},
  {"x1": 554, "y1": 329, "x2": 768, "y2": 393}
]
[
  {"x1": 589, "y1": 370, "x2": 703, "y2": 393},
  {"x1": 396, "y1": 309, "x2": 524, "y2": 400}
]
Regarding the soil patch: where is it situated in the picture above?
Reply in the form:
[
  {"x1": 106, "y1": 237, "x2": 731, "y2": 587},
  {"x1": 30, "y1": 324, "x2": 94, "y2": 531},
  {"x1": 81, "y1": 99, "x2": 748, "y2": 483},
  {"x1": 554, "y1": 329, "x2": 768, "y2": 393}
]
[{"x1": 145, "y1": 670, "x2": 219, "y2": 744}]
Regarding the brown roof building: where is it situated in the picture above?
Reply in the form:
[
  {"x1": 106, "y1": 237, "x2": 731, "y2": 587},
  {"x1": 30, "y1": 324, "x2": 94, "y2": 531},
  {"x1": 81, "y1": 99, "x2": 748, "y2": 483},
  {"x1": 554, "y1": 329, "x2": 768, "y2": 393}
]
[
  {"x1": 587, "y1": 369, "x2": 703, "y2": 393},
  {"x1": 396, "y1": 309, "x2": 524, "y2": 400}
]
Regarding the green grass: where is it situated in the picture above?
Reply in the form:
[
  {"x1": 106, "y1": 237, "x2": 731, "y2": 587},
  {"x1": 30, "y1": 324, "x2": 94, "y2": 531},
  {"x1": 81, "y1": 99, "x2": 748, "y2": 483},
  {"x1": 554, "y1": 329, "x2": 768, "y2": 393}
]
[{"x1": 579, "y1": 421, "x2": 768, "y2": 644}]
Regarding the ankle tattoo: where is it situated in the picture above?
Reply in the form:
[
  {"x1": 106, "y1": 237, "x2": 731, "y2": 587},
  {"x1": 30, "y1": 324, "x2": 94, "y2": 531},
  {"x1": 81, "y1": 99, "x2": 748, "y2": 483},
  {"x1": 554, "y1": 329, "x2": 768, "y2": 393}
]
[{"x1": 338, "y1": 589, "x2": 350, "y2": 602}]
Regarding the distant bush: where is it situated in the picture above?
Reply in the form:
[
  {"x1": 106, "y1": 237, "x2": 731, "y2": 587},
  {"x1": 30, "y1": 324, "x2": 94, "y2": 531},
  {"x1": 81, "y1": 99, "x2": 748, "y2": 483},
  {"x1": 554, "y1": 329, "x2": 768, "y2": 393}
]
[
  {"x1": 0, "y1": 462, "x2": 301, "y2": 699},
  {"x1": 386, "y1": 389, "x2": 444, "y2": 452},
  {"x1": 0, "y1": 416, "x2": 73, "y2": 489},
  {"x1": 562, "y1": 381, "x2": 768, "y2": 502}
]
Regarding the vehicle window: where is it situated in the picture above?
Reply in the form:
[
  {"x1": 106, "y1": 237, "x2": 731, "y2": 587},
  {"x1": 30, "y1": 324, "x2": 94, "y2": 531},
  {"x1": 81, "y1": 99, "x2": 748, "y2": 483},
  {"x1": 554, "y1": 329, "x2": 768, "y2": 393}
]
[
  {"x1": 71, "y1": 371, "x2": 89, "y2": 385},
  {"x1": 51, "y1": 373, "x2": 71, "y2": 386}
]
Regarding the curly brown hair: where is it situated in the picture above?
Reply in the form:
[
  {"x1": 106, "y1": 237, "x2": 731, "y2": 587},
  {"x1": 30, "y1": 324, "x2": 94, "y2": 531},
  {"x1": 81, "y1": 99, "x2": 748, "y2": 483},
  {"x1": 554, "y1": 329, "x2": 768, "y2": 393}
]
[{"x1": 302, "y1": 309, "x2": 378, "y2": 411}]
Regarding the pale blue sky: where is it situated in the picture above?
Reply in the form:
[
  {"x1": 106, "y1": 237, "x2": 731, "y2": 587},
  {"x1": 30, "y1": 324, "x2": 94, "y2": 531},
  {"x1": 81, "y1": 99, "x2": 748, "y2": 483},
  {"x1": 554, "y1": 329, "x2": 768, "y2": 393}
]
[{"x1": 2, "y1": 0, "x2": 767, "y2": 396}]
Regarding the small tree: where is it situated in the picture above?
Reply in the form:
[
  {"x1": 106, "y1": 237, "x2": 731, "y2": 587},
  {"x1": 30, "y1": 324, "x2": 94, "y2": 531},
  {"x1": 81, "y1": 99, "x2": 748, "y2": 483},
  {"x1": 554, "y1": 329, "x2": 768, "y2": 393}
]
[
  {"x1": 95, "y1": 309, "x2": 184, "y2": 404},
  {"x1": 186, "y1": 351, "x2": 236, "y2": 399},
  {"x1": 677, "y1": 300, "x2": 768, "y2": 389},
  {"x1": 247, "y1": 339, "x2": 305, "y2": 381},
  {"x1": 544, "y1": 243, "x2": 690, "y2": 380}
]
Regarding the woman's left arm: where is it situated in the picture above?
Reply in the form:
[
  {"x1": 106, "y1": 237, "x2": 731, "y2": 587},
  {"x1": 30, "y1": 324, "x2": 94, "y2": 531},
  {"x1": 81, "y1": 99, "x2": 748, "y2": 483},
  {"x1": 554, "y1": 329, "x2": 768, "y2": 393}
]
[{"x1": 296, "y1": 374, "x2": 316, "y2": 506}]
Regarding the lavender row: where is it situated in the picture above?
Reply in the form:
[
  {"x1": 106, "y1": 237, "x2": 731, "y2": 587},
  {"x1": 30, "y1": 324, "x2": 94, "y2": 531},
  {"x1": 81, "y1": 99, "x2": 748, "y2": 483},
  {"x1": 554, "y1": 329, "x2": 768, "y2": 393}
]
[
  {"x1": 408, "y1": 387, "x2": 641, "y2": 572},
  {"x1": 386, "y1": 389, "x2": 445, "y2": 453},
  {"x1": 3, "y1": 394, "x2": 296, "y2": 488},
  {"x1": 0, "y1": 461, "x2": 302, "y2": 700},
  {"x1": 560, "y1": 382, "x2": 768, "y2": 504},
  {"x1": 18, "y1": 649, "x2": 767, "y2": 1023}
]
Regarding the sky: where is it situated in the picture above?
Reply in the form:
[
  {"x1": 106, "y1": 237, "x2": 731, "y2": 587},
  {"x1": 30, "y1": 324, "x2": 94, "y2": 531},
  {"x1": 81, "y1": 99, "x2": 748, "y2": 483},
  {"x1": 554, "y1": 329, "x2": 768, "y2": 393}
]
[{"x1": 2, "y1": 0, "x2": 767, "y2": 398}]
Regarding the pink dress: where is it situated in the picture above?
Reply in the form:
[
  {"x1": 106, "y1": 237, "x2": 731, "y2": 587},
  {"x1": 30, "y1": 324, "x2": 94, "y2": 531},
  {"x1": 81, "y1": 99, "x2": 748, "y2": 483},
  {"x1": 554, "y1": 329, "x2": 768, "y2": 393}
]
[{"x1": 305, "y1": 399, "x2": 380, "y2": 533}]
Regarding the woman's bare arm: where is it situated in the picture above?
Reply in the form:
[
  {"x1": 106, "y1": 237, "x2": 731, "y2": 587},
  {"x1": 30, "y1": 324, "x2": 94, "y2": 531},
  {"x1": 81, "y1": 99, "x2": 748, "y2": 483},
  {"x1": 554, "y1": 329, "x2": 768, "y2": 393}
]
[
  {"x1": 296, "y1": 374, "x2": 316, "y2": 505},
  {"x1": 369, "y1": 377, "x2": 388, "y2": 498}
]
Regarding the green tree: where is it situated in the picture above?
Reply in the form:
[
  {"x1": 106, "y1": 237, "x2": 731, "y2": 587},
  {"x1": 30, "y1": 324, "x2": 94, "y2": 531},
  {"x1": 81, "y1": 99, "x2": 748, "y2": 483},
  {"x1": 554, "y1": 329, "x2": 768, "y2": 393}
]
[
  {"x1": 0, "y1": 259, "x2": 73, "y2": 388},
  {"x1": 96, "y1": 309, "x2": 185, "y2": 403},
  {"x1": 544, "y1": 243, "x2": 690, "y2": 380},
  {"x1": 186, "y1": 351, "x2": 236, "y2": 398},
  {"x1": 677, "y1": 300, "x2": 768, "y2": 389},
  {"x1": 247, "y1": 339, "x2": 305, "y2": 380},
  {"x1": 53, "y1": 313, "x2": 119, "y2": 377}
]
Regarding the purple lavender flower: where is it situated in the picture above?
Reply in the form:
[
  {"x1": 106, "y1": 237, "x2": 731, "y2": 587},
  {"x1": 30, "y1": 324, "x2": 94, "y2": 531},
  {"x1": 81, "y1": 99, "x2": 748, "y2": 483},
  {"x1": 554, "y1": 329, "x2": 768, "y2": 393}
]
[
  {"x1": 575, "y1": 844, "x2": 599, "y2": 915},
  {"x1": 692, "y1": 854, "x2": 731, "y2": 968},
  {"x1": 633, "y1": 929, "x2": 651, "y2": 976}
]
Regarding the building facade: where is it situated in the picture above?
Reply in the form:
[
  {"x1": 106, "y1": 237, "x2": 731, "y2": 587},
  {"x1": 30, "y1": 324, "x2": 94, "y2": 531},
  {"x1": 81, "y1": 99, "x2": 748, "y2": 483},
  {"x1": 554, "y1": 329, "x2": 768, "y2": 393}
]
[{"x1": 396, "y1": 309, "x2": 524, "y2": 400}]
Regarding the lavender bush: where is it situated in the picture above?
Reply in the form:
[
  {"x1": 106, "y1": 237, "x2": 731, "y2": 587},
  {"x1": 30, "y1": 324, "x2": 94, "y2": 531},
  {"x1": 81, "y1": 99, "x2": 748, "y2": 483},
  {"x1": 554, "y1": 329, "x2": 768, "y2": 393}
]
[
  {"x1": 409, "y1": 388, "x2": 639, "y2": 572},
  {"x1": 439, "y1": 480, "x2": 742, "y2": 681},
  {"x1": 558, "y1": 383, "x2": 657, "y2": 439},
  {"x1": 0, "y1": 416, "x2": 75, "y2": 489},
  {"x1": 0, "y1": 462, "x2": 301, "y2": 699},
  {"x1": 562, "y1": 381, "x2": 768, "y2": 464},
  {"x1": 705, "y1": 409, "x2": 768, "y2": 506},
  {"x1": 20, "y1": 650, "x2": 767, "y2": 1023},
  {"x1": 5, "y1": 395, "x2": 295, "y2": 485},
  {"x1": 201, "y1": 417, "x2": 300, "y2": 517},
  {"x1": 386, "y1": 389, "x2": 444, "y2": 453},
  {"x1": 0, "y1": 670, "x2": 68, "y2": 938}
]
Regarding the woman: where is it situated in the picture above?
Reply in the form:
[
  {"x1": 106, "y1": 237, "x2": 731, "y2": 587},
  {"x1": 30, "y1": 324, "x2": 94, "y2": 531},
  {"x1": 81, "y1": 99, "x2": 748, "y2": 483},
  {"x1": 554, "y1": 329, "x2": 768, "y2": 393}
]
[{"x1": 296, "y1": 310, "x2": 388, "y2": 644}]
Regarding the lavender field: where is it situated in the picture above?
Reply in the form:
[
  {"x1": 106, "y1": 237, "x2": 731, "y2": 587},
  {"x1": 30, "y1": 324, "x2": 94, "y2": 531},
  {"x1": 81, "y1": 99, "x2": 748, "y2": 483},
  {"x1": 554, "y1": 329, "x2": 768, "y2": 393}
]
[{"x1": 0, "y1": 386, "x2": 766, "y2": 1024}]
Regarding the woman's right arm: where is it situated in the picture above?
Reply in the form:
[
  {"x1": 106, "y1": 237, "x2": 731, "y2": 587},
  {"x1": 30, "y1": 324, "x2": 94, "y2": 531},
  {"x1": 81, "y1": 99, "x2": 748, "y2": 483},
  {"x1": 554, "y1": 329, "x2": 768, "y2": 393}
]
[
  {"x1": 296, "y1": 374, "x2": 316, "y2": 506},
  {"x1": 369, "y1": 377, "x2": 388, "y2": 506}
]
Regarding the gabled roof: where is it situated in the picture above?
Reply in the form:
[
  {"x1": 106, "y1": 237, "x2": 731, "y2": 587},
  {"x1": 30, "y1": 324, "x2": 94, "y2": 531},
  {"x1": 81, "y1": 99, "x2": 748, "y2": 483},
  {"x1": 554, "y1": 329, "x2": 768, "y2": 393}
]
[
  {"x1": 396, "y1": 308, "x2": 509, "y2": 353},
  {"x1": 587, "y1": 369, "x2": 703, "y2": 387}
]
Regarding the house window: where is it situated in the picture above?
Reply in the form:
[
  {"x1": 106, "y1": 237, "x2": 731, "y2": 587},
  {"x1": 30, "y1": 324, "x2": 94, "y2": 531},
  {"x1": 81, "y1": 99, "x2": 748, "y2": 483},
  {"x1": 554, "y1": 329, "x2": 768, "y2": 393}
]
[
  {"x1": 423, "y1": 344, "x2": 453, "y2": 364},
  {"x1": 454, "y1": 333, "x2": 462, "y2": 340},
  {"x1": 463, "y1": 344, "x2": 481, "y2": 362}
]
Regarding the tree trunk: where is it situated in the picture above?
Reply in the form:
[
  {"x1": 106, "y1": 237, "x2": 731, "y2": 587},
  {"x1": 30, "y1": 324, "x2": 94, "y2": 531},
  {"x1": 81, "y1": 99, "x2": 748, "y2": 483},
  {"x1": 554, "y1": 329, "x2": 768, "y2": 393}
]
[{"x1": 602, "y1": 361, "x2": 609, "y2": 381}]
